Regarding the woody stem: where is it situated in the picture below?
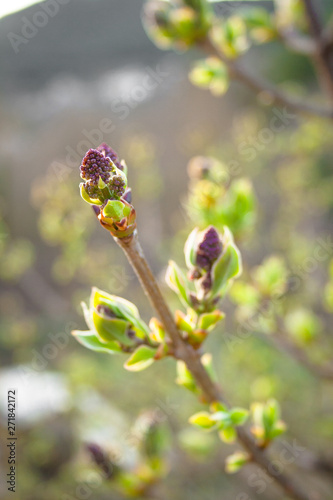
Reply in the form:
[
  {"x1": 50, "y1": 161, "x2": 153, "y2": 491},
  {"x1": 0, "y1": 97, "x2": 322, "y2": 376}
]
[{"x1": 114, "y1": 230, "x2": 311, "y2": 500}]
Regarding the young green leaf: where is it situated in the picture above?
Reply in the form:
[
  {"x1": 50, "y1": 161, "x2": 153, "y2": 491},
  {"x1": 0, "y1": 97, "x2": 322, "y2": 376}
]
[
  {"x1": 225, "y1": 451, "x2": 250, "y2": 474},
  {"x1": 219, "y1": 426, "x2": 237, "y2": 443},
  {"x1": 229, "y1": 407, "x2": 249, "y2": 426},
  {"x1": 285, "y1": 308, "x2": 321, "y2": 344},
  {"x1": 210, "y1": 411, "x2": 232, "y2": 427},
  {"x1": 210, "y1": 242, "x2": 242, "y2": 297},
  {"x1": 184, "y1": 227, "x2": 199, "y2": 268},
  {"x1": 165, "y1": 260, "x2": 191, "y2": 307},
  {"x1": 263, "y1": 399, "x2": 280, "y2": 433},
  {"x1": 103, "y1": 199, "x2": 130, "y2": 221},
  {"x1": 72, "y1": 330, "x2": 122, "y2": 354},
  {"x1": 79, "y1": 183, "x2": 103, "y2": 206},
  {"x1": 197, "y1": 310, "x2": 225, "y2": 331},
  {"x1": 124, "y1": 345, "x2": 157, "y2": 372},
  {"x1": 201, "y1": 353, "x2": 217, "y2": 381},
  {"x1": 176, "y1": 360, "x2": 198, "y2": 393},
  {"x1": 92, "y1": 308, "x2": 132, "y2": 345},
  {"x1": 175, "y1": 310, "x2": 195, "y2": 333},
  {"x1": 189, "y1": 411, "x2": 218, "y2": 431},
  {"x1": 149, "y1": 317, "x2": 166, "y2": 343}
]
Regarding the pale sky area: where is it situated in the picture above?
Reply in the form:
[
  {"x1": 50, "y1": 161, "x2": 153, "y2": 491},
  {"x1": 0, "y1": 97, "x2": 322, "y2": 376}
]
[
  {"x1": 0, "y1": 0, "x2": 43, "y2": 19},
  {"x1": 0, "y1": 0, "x2": 258, "y2": 21}
]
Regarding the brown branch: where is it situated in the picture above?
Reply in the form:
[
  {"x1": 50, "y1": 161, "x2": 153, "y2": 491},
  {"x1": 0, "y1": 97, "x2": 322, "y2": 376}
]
[
  {"x1": 302, "y1": 0, "x2": 333, "y2": 101},
  {"x1": 278, "y1": 28, "x2": 316, "y2": 56},
  {"x1": 115, "y1": 230, "x2": 313, "y2": 500},
  {"x1": 322, "y1": 15, "x2": 333, "y2": 54},
  {"x1": 201, "y1": 39, "x2": 333, "y2": 119}
]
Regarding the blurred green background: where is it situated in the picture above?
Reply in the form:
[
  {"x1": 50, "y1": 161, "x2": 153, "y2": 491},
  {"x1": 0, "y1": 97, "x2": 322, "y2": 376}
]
[{"x1": 0, "y1": 1, "x2": 333, "y2": 499}]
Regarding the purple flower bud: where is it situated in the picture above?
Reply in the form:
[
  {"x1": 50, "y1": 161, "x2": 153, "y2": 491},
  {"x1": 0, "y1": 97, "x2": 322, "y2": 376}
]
[
  {"x1": 86, "y1": 443, "x2": 113, "y2": 479},
  {"x1": 80, "y1": 149, "x2": 113, "y2": 185},
  {"x1": 97, "y1": 142, "x2": 123, "y2": 171},
  {"x1": 84, "y1": 183, "x2": 99, "y2": 198},
  {"x1": 109, "y1": 174, "x2": 126, "y2": 198},
  {"x1": 200, "y1": 272, "x2": 212, "y2": 291},
  {"x1": 196, "y1": 226, "x2": 222, "y2": 270}
]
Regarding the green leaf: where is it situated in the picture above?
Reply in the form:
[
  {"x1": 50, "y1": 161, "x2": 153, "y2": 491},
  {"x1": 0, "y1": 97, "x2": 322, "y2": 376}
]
[
  {"x1": 263, "y1": 399, "x2": 280, "y2": 433},
  {"x1": 92, "y1": 308, "x2": 132, "y2": 345},
  {"x1": 285, "y1": 308, "x2": 321, "y2": 344},
  {"x1": 251, "y1": 402, "x2": 265, "y2": 427},
  {"x1": 251, "y1": 400, "x2": 286, "y2": 443},
  {"x1": 201, "y1": 353, "x2": 217, "y2": 381},
  {"x1": 72, "y1": 330, "x2": 122, "y2": 354},
  {"x1": 79, "y1": 183, "x2": 102, "y2": 205},
  {"x1": 268, "y1": 420, "x2": 287, "y2": 439},
  {"x1": 229, "y1": 407, "x2": 249, "y2": 426},
  {"x1": 103, "y1": 200, "x2": 129, "y2": 221},
  {"x1": 91, "y1": 288, "x2": 149, "y2": 336},
  {"x1": 210, "y1": 411, "x2": 232, "y2": 428},
  {"x1": 210, "y1": 401, "x2": 228, "y2": 413},
  {"x1": 91, "y1": 287, "x2": 140, "y2": 319},
  {"x1": 176, "y1": 360, "x2": 197, "y2": 393},
  {"x1": 184, "y1": 227, "x2": 199, "y2": 268},
  {"x1": 210, "y1": 241, "x2": 242, "y2": 297},
  {"x1": 165, "y1": 261, "x2": 191, "y2": 307},
  {"x1": 120, "y1": 160, "x2": 128, "y2": 177},
  {"x1": 225, "y1": 451, "x2": 249, "y2": 474},
  {"x1": 114, "y1": 163, "x2": 128, "y2": 183},
  {"x1": 175, "y1": 310, "x2": 195, "y2": 333},
  {"x1": 189, "y1": 412, "x2": 218, "y2": 431},
  {"x1": 212, "y1": 17, "x2": 249, "y2": 59},
  {"x1": 149, "y1": 317, "x2": 166, "y2": 343},
  {"x1": 98, "y1": 177, "x2": 107, "y2": 189},
  {"x1": 241, "y1": 7, "x2": 276, "y2": 43},
  {"x1": 81, "y1": 301, "x2": 94, "y2": 330},
  {"x1": 229, "y1": 282, "x2": 260, "y2": 307},
  {"x1": 197, "y1": 310, "x2": 225, "y2": 331},
  {"x1": 124, "y1": 345, "x2": 156, "y2": 371},
  {"x1": 189, "y1": 57, "x2": 229, "y2": 96},
  {"x1": 201, "y1": 353, "x2": 216, "y2": 381},
  {"x1": 252, "y1": 256, "x2": 287, "y2": 297},
  {"x1": 219, "y1": 426, "x2": 237, "y2": 443}
]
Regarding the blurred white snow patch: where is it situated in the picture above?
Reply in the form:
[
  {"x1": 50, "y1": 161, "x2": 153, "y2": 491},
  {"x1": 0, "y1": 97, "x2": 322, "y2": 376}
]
[{"x1": 0, "y1": 366, "x2": 70, "y2": 426}]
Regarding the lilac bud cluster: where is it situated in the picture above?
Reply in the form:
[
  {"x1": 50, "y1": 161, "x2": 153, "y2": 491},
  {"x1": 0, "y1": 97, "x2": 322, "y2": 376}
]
[
  {"x1": 190, "y1": 226, "x2": 223, "y2": 293},
  {"x1": 80, "y1": 149, "x2": 113, "y2": 185},
  {"x1": 196, "y1": 227, "x2": 223, "y2": 270},
  {"x1": 80, "y1": 146, "x2": 126, "y2": 202},
  {"x1": 97, "y1": 142, "x2": 124, "y2": 171}
]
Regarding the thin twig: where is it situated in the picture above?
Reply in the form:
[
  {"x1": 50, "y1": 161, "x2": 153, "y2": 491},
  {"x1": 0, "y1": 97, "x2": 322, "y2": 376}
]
[
  {"x1": 201, "y1": 39, "x2": 333, "y2": 119},
  {"x1": 115, "y1": 230, "x2": 313, "y2": 500},
  {"x1": 302, "y1": 0, "x2": 333, "y2": 101},
  {"x1": 241, "y1": 302, "x2": 333, "y2": 381},
  {"x1": 263, "y1": 330, "x2": 333, "y2": 381},
  {"x1": 278, "y1": 28, "x2": 316, "y2": 56},
  {"x1": 322, "y1": 15, "x2": 333, "y2": 53}
]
